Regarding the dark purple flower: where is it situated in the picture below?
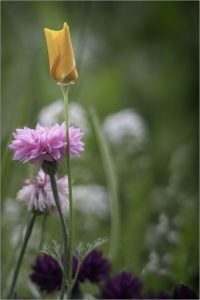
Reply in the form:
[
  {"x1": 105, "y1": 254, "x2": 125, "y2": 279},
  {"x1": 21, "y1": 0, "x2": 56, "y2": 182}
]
[
  {"x1": 30, "y1": 254, "x2": 78, "y2": 294},
  {"x1": 78, "y1": 249, "x2": 111, "y2": 283},
  {"x1": 30, "y1": 254, "x2": 62, "y2": 293},
  {"x1": 173, "y1": 283, "x2": 198, "y2": 299},
  {"x1": 142, "y1": 291, "x2": 171, "y2": 299},
  {"x1": 101, "y1": 272, "x2": 142, "y2": 299}
]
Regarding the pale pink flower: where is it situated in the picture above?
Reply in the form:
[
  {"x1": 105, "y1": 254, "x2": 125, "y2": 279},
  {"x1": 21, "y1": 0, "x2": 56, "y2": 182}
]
[
  {"x1": 9, "y1": 123, "x2": 84, "y2": 164},
  {"x1": 17, "y1": 170, "x2": 68, "y2": 213}
]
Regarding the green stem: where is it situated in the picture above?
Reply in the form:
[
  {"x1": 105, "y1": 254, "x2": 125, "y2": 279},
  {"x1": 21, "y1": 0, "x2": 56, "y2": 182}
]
[
  {"x1": 90, "y1": 108, "x2": 120, "y2": 260},
  {"x1": 60, "y1": 85, "x2": 73, "y2": 299},
  {"x1": 7, "y1": 213, "x2": 36, "y2": 299},
  {"x1": 4, "y1": 217, "x2": 28, "y2": 298},
  {"x1": 49, "y1": 174, "x2": 68, "y2": 299},
  {"x1": 38, "y1": 214, "x2": 48, "y2": 251}
]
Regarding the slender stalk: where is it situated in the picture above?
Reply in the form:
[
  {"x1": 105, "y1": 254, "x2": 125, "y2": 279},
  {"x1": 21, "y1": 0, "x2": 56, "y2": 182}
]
[
  {"x1": 90, "y1": 108, "x2": 120, "y2": 260},
  {"x1": 38, "y1": 214, "x2": 48, "y2": 251},
  {"x1": 49, "y1": 174, "x2": 68, "y2": 299},
  {"x1": 4, "y1": 216, "x2": 28, "y2": 298},
  {"x1": 60, "y1": 85, "x2": 73, "y2": 299},
  {"x1": 7, "y1": 213, "x2": 36, "y2": 299}
]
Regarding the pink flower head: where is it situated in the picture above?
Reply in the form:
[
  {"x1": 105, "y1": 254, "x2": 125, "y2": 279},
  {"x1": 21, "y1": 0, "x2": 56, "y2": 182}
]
[
  {"x1": 9, "y1": 123, "x2": 84, "y2": 164},
  {"x1": 17, "y1": 169, "x2": 68, "y2": 213}
]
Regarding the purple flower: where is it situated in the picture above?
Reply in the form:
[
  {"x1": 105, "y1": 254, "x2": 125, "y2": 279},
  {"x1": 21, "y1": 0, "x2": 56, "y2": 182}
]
[
  {"x1": 78, "y1": 249, "x2": 111, "y2": 283},
  {"x1": 17, "y1": 169, "x2": 68, "y2": 213},
  {"x1": 101, "y1": 272, "x2": 142, "y2": 299},
  {"x1": 9, "y1": 123, "x2": 84, "y2": 164},
  {"x1": 30, "y1": 254, "x2": 78, "y2": 294},
  {"x1": 173, "y1": 283, "x2": 198, "y2": 299},
  {"x1": 143, "y1": 291, "x2": 171, "y2": 299},
  {"x1": 30, "y1": 254, "x2": 62, "y2": 293}
]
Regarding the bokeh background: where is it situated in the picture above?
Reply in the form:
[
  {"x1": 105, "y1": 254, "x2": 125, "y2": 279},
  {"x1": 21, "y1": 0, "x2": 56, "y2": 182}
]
[{"x1": 1, "y1": 1, "x2": 199, "y2": 298}]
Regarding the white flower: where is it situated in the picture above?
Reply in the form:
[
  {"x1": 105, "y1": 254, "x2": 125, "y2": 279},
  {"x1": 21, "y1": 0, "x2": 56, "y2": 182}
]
[
  {"x1": 4, "y1": 198, "x2": 21, "y2": 221},
  {"x1": 38, "y1": 100, "x2": 63, "y2": 126},
  {"x1": 167, "y1": 230, "x2": 178, "y2": 243},
  {"x1": 156, "y1": 213, "x2": 169, "y2": 235},
  {"x1": 142, "y1": 251, "x2": 160, "y2": 273},
  {"x1": 17, "y1": 170, "x2": 68, "y2": 214},
  {"x1": 73, "y1": 184, "x2": 109, "y2": 218},
  {"x1": 38, "y1": 100, "x2": 90, "y2": 134},
  {"x1": 103, "y1": 109, "x2": 147, "y2": 152},
  {"x1": 69, "y1": 102, "x2": 90, "y2": 134}
]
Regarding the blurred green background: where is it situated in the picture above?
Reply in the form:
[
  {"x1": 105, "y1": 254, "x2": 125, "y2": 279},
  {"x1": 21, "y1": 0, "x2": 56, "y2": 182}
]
[{"x1": 1, "y1": 1, "x2": 199, "y2": 298}]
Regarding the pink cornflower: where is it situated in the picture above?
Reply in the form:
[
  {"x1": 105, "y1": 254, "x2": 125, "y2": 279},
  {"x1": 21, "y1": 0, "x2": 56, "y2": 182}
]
[
  {"x1": 17, "y1": 170, "x2": 68, "y2": 213},
  {"x1": 9, "y1": 123, "x2": 84, "y2": 164}
]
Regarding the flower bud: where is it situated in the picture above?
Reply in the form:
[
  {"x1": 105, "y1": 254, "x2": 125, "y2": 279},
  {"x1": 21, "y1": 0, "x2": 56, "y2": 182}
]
[
  {"x1": 42, "y1": 160, "x2": 58, "y2": 176},
  {"x1": 44, "y1": 22, "x2": 78, "y2": 83}
]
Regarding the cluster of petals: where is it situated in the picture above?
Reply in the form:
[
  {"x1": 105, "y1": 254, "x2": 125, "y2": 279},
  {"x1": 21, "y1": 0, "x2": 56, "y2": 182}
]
[
  {"x1": 30, "y1": 249, "x2": 111, "y2": 294},
  {"x1": 78, "y1": 249, "x2": 111, "y2": 283},
  {"x1": 101, "y1": 272, "x2": 142, "y2": 299},
  {"x1": 17, "y1": 169, "x2": 68, "y2": 213},
  {"x1": 9, "y1": 122, "x2": 84, "y2": 164},
  {"x1": 30, "y1": 254, "x2": 62, "y2": 293},
  {"x1": 30, "y1": 250, "x2": 198, "y2": 299}
]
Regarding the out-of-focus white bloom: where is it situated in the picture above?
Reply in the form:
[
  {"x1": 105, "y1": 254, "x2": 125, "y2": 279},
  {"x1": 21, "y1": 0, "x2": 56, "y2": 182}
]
[
  {"x1": 142, "y1": 249, "x2": 172, "y2": 276},
  {"x1": 4, "y1": 198, "x2": 21, "y2": 221},
  {"x1": 142, "y1": 251, "x2": 169, "y2": 275},
  {"x1": 142, "y1": 251, "x2": 160, "y2": 273},
  {"x1": 17, "y1": 170, "x2": 68, "y2": 214},
  {"x1": 103, "y1": 109, "x2": 147, "y2": 152},
  {"x1": 69, "y1": 102, "x2": 90, "y2": 134},
  {"x1": 38, "y1": 100, "x2": 90, "y2": 134},
  {"x1": 167, "y1": 230, "x2": 178, "y2": 243},
  {"x1": 73, "y1": 184, "x2": 109, "y2": 218},
  {"x1": 156, "y1": 213, "x2": 169, "y2": 235},
  {"x1": 146, "y1": 212, "x2": 178, "y2": 256},
  {"x1": 38, "y1": 100, "x2": 63, "y2": 126}
]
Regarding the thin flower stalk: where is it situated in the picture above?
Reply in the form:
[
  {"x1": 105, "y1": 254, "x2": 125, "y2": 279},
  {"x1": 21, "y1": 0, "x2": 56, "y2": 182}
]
[
  {"x1": 90, "y1": 108, "x2": 120, "y2": 261},
  {"x1": 7, "y1": 213, "x2": 36, "y2": 299},
  {"x1": 60, "y1": 84, "x2": 74, "y2": 299},
  {"x1": 49, "y1": 173, "x2": 68, "y2": 299}
]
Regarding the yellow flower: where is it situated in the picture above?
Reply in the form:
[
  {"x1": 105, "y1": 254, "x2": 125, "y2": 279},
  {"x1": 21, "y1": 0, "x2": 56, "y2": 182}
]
[{"x1": 44, "y1": 22, "x2": 78, "y2": 83}]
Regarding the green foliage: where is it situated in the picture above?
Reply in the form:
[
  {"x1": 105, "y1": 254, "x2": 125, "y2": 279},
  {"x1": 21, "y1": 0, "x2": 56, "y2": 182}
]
[
  {"x1": 41, "y1": 240, "x2": 64, "y2": 268},
  {"x1": 75, "y1": 237, "x2": 108, "y2": 262}
]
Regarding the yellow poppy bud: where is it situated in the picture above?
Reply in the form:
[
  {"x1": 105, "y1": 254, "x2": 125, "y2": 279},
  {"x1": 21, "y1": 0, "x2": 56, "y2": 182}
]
[{"x1": 44, "y1": 22, "x2": 78, "y2": 83}]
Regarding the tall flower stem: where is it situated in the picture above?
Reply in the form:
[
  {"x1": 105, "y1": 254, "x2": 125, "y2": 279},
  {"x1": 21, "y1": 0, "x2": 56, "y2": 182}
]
[
  {"x1": 49, "y1": 173, "x2": 68, "y2": 299},
  {"x1": 60, "y1": 84, "x2": 73, "y2": 299},
  {"x1": 7, "y1": 213, "x2": 36, "y2": 299},
  {"x1": 90, "y1": 108, "x2": 120, "y2": 261}
]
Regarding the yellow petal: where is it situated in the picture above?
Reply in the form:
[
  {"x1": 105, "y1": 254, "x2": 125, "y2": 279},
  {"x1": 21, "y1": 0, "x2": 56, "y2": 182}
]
[
  {"x1": 64, "y1": 68, "x2": 78, "y2": 83},
  {"x1": 44, "y1": 23, "x2": 78, "y2": 83},
  {"x1": 54, "y1": 22, "x2": 78, "y2": 83},
  {"x1": 44, "y1": 28, "x2": 61, "y2": 80}
]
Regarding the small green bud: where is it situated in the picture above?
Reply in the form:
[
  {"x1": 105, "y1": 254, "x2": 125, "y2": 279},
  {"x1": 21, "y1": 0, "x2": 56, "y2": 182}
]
[{"x1": 42, "y1": 160, "x2": 58, "y2": 176}]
